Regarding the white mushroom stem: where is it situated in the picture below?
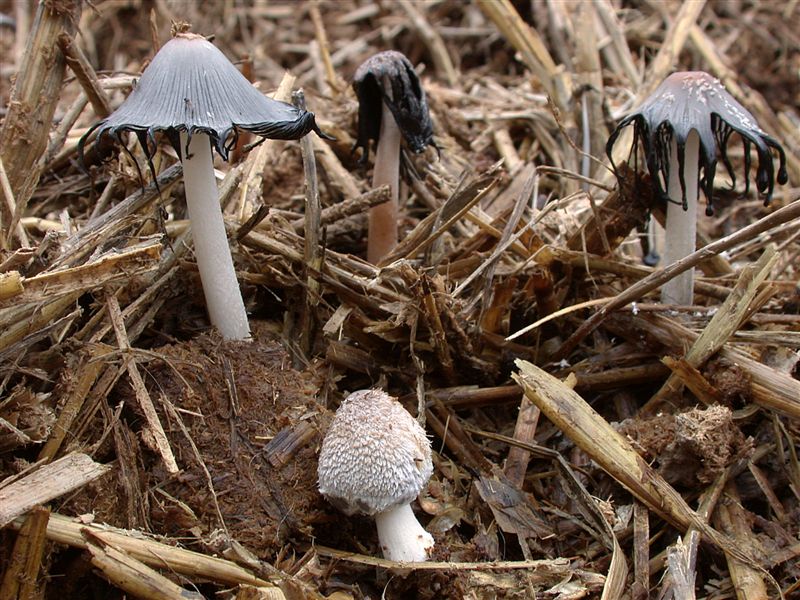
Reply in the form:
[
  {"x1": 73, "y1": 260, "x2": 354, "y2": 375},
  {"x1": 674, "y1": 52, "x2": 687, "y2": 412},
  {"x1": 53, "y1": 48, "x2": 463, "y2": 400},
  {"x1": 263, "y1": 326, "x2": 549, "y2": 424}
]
[
  {"x1": 661, "y1": 130, "x2": 700, "y2": 306},
  {"x1": 367, "y1": 99, "x2": 401, "y2": 264},
  {"x1": 374, "y1": 503, "x2": 434, "y2": 563},
  {"x1": 180, "y1": 131, "x2": 250, "y2": 340}
]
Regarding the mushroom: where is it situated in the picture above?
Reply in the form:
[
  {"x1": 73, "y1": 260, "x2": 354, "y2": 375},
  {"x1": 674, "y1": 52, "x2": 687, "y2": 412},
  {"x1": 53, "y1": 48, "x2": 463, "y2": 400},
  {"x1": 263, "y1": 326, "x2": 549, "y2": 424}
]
[
  {"x1": 79, "y1": 28, "x2": 326, "y2": 340},
  {"x1": 606, "y1": 71, "x2": 787, "y2": 305},
  {"x1": 317, "y1": 388, "x2": 434, "y2": 563},
  {"x1": 353, "y1": 51, "x2": 435, "y2": 264}
]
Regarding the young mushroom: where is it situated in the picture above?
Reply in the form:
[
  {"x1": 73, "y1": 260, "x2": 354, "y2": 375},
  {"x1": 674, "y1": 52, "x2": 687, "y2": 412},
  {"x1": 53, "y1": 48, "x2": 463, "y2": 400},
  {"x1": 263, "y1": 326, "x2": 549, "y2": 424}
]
[
  {"x1": 606, "y1": 71, "x2": 787, "y2": 305},
  {"x1": 317, "y1": 388, "x2": 434, "y2": 563},
  {"x1": 79, "y1": 28, "x2": 326, "y2": 340},
  {"x1": 353, "y1": 51, "x2": 435, "y2": 264}
]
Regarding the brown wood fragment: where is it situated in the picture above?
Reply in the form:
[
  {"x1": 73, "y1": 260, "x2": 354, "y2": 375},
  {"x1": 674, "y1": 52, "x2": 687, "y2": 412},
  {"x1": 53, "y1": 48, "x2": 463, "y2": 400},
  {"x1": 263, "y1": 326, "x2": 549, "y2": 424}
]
[
  {"x1": 473, "y1": 472, "x2": 551, "y2": 559},
  {"x1": 9, "y1": 512, "x2": 271, "y2": 587},
  {"x1": 572, "y1": 2, "x2": 608, "y2": 169},
  {"x1": 593, "y1": 0, "x2": 640, "y2": 86},
  {"x1": 314, "y1": 543, "x2": 572, "y2": 572},
  {"x1": 56, "y1": 164, "x2": 183, "y2": 268},
  {"x1": 38, "y1": 344, "x2": 113, "y2": 462},
  {"x1": 325, "y1": 339, "x2": 380, "y2": 376},
  {"x1": 0, "y1": 294, "x2": 81, "y2": 359},
  {"x1": 399, "y1": 0, "x2": 458, "y2": 87},
  {"x1": 714, "y1": 485, "x2": 769, "y2": 600},
  {"x1": 0, "y1": 418, "x2": 30, "y2": 454},
  {"x1": 291, "y1": 185, "x2": 391, "y2": 233},
  {"x1": 84, "y1": 528, "x2": 205, "y2": 600},
  {"x1": 308, "y1": 2, "x2": 343, "y2": 94},
  {"x1": 410, "y1": 269, "x2": 457, "y2": 385},
  {"x1": 106, "y1": 294, "x2": 179, "y2": 474},
  {"x1": 0, "y1": 270, "x2": 22, "y2": 297},
  {"x1": 746, "y1": 462, "x2": 788, "y2": 524},
  {"x1": 555, "y1": 199, "x2": 800, "y2": 361},
  {"x1": 236, "y1": 585, "x2": 289, "y2": 600},
  {"x1": 573, "y1": 363, "x2": 671, "y2": 392},
  {"x1": 476, "y1": 0, "x2": 570, "y2": 111},
  {"x1": 297, "y1": 89, "x2": 323, "y2": 360},
  {"x1": 606, "y1": 312, "x2": 800, "y2": 419},
  {"x1": 503, "y1": 395, "x2": 540, "y2": 489},
  {"x1": 643, "y1": 245, "x2": 777, "y2": 413},
  {"x1": 0, "y1": 0, "x2": 81, "y2": 246},
  {"x1": 264, "y1": 422, "x2": 317, "y2": 469},
  {"x1": 663, "y1": 538, "x2": 697, "y2": 600},
  {"x1": 640, "y1": 0, "x2": 707, "y2": 98},
  {"x1": 0, "y1": 242, "x2": 162, "y2": 308},
  {"x1": 383, "y1": 163, "x2": 502, "y2": 265},
  {"x1": 529, "y1": 265, "x2": 559, "y2": 320},
  {"x1": 110, "y1": 414, "x2": 149, "y2": 530},
  {"x1": 539, "y1": 245, "x2": 731, "y2": 300},
  {"x1": 660, "y1": 356, "x2": 723, "y2": 406},
  {"x1": 512, "y1": 360, "x2": 756, "y2": 565},
  {"x1": 480, "y1": 277, "x2": 517, "y2": 335},
  {"x1": 430, "y1": 384, "x2": 522, "y2": 410},
  {"x1": 0, "y1": 453, "x2": 110, "y2": 528},
  {"x1": 0, "y1": 157, "x2": 29, "y2": 249},
  {"x1": 0, "y1": 507, "x2": 49, "y2": 600},
  {"x1": 426, "y1": 401, "x2": 491, "y2": 474},
  {"x1": 57, "y1": 32, "x2": 112, "y2": 118},
  {"x1": 631, "y1": 501, "x2": 649, "y2": 600},
  {"x1": 566, "y1": 164, "x2": 655, "y2": 256}
]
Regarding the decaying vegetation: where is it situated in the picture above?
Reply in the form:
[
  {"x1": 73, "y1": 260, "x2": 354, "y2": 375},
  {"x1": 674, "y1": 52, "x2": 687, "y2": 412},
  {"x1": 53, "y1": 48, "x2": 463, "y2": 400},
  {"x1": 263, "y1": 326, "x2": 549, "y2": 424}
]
[{"x1": 1, "y1": 1, "x2": 798, "y2": 598}]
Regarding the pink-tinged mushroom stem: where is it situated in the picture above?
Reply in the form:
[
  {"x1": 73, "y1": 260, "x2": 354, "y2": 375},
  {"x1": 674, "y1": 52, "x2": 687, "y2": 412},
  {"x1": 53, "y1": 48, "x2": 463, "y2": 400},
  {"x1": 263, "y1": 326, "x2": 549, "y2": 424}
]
[
  {"x1": 367, "y1": 99, "x2": 401, "y2": 264},
  {"x1": 661, "y1": 131, "x2": 700, "y2": 306},
  {"x1": 374, "y1": 502, "x2": 434, "y2": 563},
  {"x1": 180, "y1": 131, "x2": 250, "y2": 340}
]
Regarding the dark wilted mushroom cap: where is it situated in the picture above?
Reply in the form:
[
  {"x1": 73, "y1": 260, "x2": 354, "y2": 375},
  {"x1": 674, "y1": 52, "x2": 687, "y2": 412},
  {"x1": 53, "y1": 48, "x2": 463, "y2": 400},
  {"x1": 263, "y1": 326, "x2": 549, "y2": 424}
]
[
  {"x1": 79, "y1": 33, "x2": 324, "y2": 164},
  {"x1": 353, "y1": 50, "x2": 435, "y2": 160},
  {"x1": 606, "y1": 71, "x2": 787, "y2": 215}
]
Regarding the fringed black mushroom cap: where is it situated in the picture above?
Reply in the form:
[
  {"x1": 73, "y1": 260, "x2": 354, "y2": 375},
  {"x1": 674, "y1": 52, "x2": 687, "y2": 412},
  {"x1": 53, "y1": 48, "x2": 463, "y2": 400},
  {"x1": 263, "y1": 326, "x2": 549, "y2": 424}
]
[
  {"x1": 352, "y1": 50, "x2": 435, "y2": 161},
  {"x1": 78, "y1": 32, "x2": 326, "y2": 169},
  {"x1": 606, "y1": 71, "x2": 788, "y2": 216}
]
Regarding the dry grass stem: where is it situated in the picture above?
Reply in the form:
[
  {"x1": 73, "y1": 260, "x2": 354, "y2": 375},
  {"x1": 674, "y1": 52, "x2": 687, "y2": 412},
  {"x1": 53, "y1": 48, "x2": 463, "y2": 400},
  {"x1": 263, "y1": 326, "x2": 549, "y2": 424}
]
[{"x1": 0, "y1": 454, "x2": 110, "y2": 528}]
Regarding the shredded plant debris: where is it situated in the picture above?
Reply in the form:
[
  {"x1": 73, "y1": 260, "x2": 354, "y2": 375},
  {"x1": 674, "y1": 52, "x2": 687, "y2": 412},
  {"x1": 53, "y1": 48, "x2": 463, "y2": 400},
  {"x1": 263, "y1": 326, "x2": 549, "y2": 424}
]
[{"x1": 1, "y1": 2, "x2": 798, "y2": 599}]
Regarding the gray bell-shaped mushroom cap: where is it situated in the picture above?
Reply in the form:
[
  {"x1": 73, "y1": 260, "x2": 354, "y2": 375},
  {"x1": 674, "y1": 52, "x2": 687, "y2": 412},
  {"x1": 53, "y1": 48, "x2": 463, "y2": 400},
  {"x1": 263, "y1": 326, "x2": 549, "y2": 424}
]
[
  {"x1": 318, "y1": 389, "x2": 433, "y2": 516},
  {"x1": 606, "y1": 71, "x2": 788, "y2": 215},
  {"x1": 353, "y1": 50, "x2": 435, "y2": 160},
  {"x1": 79, "y1": 32, "x2": 326, "y2": 164}
]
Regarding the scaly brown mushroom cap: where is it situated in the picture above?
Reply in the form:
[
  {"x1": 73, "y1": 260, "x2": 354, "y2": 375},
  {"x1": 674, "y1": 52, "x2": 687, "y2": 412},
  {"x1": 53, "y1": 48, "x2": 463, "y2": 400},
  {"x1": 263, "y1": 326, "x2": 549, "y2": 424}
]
[{"x1": 317, "y1": 389, "x2": 432, "y2": 516}]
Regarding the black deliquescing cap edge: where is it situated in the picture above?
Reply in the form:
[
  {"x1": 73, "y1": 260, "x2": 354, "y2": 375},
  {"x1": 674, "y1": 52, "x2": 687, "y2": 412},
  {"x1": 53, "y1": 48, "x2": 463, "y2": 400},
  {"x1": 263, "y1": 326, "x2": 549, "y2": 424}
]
[
  {"x1": 77, "y1": 32, "x2": 333, "y2": 177},
  {"x1": 605, "y1": 73, "x2": 788, "y2": 217},
  {"x1": 78, "y1": 109, "x2": 330, "y2": 172}
]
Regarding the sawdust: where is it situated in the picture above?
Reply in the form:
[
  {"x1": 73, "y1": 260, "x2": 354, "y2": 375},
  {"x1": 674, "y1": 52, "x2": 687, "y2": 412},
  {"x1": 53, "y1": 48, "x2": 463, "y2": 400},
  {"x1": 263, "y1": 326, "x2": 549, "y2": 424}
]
[{"x1": 63, "y1": 323, "x2": 330, "y2": 559}]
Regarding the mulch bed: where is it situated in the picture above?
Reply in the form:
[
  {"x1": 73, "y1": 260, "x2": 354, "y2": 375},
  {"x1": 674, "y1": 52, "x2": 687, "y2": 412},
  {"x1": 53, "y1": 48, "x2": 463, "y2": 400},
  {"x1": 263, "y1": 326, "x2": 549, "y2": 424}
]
[{"x1": 1, "y1": 1, "x2": 798, "y2": 598}]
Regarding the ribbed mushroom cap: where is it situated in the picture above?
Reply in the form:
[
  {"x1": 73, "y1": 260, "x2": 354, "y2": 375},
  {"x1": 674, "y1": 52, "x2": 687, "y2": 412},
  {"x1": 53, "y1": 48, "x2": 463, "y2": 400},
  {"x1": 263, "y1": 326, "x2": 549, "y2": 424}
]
[
  {"x1": 352, "y1": 50, "x2": 435, "y2": 160},
  {"x1": 318, "y1": 389, "x2": 433, "y2": 516},
  {"x1": 606, "y1": 71, "x2": 788, "y2": 215},
  {"x1": 79, "y1": 32, "x2": 324, "y2": 164}
]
